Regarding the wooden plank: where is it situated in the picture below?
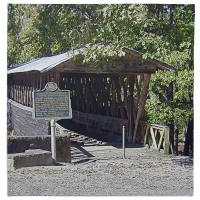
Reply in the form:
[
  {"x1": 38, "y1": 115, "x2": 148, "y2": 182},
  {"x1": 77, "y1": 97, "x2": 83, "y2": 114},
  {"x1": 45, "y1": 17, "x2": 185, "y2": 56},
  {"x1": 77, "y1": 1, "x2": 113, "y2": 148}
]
[
  {"x1": 37, "y1": 72, "x2": 40, "y2": 90},
  {"x1": 9, "y1": 85, "x2": 11, "y2": 99},
  {"x1": 19, "y1": 85, "x2": 22, "y2": 104},
  {"x1": 111, "y1": 77, "x2": 117, "y2": 117},
  {"x1": 150, "y1": 127, "x2": 158, "y2": 149},
  {"x1": 100, "y1": 77, "x2": 104, "y2": 114},
  {"x1": 124, "y1": 77, "x2": 128, "y2": 116},
  {"x1": 151, "y1": 124, "x2": 169, "y2": 129},
  {"x1": 8, "y1": 85, "x2": 10, "y2": 99},
  {"x1": 151, "y1": 126, "x2": 165, "y2": 130},
  {"x1": 21, "y1": 81, "x2": 24, "y2": 105},
  {"x1": 133, "y1": 74, "x2": 151, "y2": 144},
  {"x1": 24, "y1": 86, "x2": 26, "y2": 106},
  {"x1": 17, "y1": 81, "x2": 20, "y2": 103},
  {"x1": 14, "y1": 85, "x2": 16, "y2": 102},
  {"x1": 127, "y1": 75, "x2": 135, "y2": 143},
  {"x1": 85, "y1": 77, "x2": 90, "y2": 113},
  {"x1": 59, "y1": 67, "x2": 156, "y2": 74},
  {"x1": 114, "y1": 77, "x2": 126, "y2": 119},
  {"x1": 19, "y1": 85, "x2": 21, "y2": 104},
  {"x1": 15, "y1": 85, "x2": 18, "y2": 103},
  {"x1": 39, "y1": 74, "x2": 42, "y2": 89},
  {"x1": 78, "y1": 76, "x2": 85, "y2": 111},
  {"x1": 47, "y1": 72, "x2": 51, "y2": 82},
  {"x1": 12, "y1": 75, "x2": 15, "y2": 100},
  {"x1": 33, "y1": 72, "x2": 36, "y2": 88},
  {"x1": 12, "y1": 85, "x2": 14, "y2": 100},
  {"x1": 56, "y1": 71, "x2": 61, "y2": 87},
  {"x1": 13, "y1": 85, "x2": 16, "y2": 101},
  {"x1": 18, "y1": 85, "x2": 20, "y2": 103},
  {"x1": 42, "y1": 74, "x2": 45, "y2": 89},
  {"x1": 21, "y1": 85, "x2": 24, "y2": 105},
  {"x1": 27, "y1": 86, "x2": 29, "y2": 107},
  {"x1": 104, "y1": 77, "x2": 109, "y2": 116},
  {"x1": 135, "y1": 74, "x2": 144, "y2": 112},
  {"x1": 29, "y1": 87, "x2": 32, "y2": 107},
  {"x1": 72, "y1": 110, "x2": 128, "y2": 134},
  {"x1": 59, "y1": 74, "x2": 65, "y2": 90},
  {"x1": 157, "y1": 128, "x2": 165, "y2": 151}
]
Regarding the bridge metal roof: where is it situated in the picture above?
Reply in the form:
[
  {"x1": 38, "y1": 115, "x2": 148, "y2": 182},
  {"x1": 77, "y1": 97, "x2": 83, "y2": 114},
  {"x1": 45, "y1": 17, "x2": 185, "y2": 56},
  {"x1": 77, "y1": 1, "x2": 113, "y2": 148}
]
[
  {"x1": 7, "y1": 48, "x2": 83, "y2": 74},
  {"x1": 7, "y1": 46, "x2": 176, "y2": 74}
]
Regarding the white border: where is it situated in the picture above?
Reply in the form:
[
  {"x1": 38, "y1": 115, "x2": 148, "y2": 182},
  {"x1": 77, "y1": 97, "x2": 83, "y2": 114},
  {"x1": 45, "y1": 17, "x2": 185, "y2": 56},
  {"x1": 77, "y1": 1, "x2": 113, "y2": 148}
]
[{"x1": 2, "y1": 1, "x2": 199, "y2": 200}]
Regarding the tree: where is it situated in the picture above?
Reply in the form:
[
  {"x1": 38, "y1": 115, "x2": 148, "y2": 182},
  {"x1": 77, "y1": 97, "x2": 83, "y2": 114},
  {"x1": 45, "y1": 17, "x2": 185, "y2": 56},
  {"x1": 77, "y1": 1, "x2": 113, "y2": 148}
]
[{"x1": 7, "y1": 4, "x2": 194, "y2": 153}]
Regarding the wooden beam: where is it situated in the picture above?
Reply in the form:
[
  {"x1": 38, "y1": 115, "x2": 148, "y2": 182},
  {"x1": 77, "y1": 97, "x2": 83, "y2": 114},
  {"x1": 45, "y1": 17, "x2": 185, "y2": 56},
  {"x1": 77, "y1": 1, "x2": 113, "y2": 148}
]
[
  {"x1": 133, "y1": 74, "x2": 151, "y2": 144},
  {"x1": 150, "y1": 127, "x2": 158, "y2": 149},
  {"x1": 157, "y1": 128, "x2": 165, "y2": 151},
  {"x1": 127, "y1": 75, "x2": 135, "y2": 143},
  {"x1": 56, "y1": 71, "x2": 61, "y2": 86}
]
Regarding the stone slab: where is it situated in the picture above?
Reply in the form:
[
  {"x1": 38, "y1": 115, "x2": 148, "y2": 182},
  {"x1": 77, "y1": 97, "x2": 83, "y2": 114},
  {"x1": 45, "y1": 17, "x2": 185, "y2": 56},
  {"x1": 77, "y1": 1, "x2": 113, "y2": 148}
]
[
  {"x1": 7, "y1": 134, "x2": 71, "y2": 163},
  {"x1": 8, "y1": 149, "x2": 53, "y2": 171}
]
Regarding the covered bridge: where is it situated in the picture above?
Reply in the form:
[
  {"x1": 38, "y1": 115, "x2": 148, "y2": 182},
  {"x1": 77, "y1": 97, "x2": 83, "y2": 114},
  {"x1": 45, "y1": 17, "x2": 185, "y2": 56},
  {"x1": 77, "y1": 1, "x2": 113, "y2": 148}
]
[{"x1": 7, "y1": 46, "x2": 176, "y2": 144}]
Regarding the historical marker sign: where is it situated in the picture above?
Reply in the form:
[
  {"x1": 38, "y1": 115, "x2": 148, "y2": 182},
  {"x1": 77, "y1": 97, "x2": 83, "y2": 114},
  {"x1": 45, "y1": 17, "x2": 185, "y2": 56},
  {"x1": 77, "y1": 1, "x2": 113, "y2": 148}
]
[{"x1": 32, "y1": 82, "x2": 72, "y2": 120}]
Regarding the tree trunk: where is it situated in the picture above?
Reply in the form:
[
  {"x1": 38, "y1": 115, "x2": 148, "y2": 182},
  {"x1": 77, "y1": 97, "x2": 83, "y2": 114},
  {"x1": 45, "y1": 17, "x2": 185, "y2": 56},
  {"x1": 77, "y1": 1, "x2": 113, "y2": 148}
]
[
  {"x1": 174, "y1": 125, "x2": 179, "y2": 155},
  {"x1": 183, "y1": 119, "x2": 193, "y2": 156}
]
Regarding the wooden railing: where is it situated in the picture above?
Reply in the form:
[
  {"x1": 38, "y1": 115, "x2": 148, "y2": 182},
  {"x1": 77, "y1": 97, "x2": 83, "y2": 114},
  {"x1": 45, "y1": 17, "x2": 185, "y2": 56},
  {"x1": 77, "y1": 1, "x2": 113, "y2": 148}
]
[
  {"x1": 8, "y1": 72, "x2": 151, "y2": 143},
  {"x1": 7, "y1": 85, "x2": 34, "y2": 107},
  {"x1": 142, "y1": 123, "x2": 173, "y2": 155}
]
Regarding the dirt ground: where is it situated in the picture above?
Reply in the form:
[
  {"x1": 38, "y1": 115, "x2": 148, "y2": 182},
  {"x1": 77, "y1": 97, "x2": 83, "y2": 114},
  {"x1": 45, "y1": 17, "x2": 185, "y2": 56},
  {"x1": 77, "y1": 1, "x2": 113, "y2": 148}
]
[{"x1": 8, "y1": 144, "x2": 193, "y2": 196}]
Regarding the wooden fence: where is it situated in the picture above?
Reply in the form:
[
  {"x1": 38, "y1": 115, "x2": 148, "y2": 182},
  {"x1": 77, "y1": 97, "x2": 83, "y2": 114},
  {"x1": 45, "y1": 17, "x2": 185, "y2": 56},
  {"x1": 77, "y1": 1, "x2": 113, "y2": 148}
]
[{"x1": 143, "y1": 123, "x2": 173, "y2": 155}]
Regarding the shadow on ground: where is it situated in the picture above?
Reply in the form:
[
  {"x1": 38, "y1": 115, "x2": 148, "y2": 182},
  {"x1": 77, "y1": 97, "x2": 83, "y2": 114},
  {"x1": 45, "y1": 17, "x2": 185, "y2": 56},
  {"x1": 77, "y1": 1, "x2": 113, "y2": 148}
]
[
  {"x1": 58, "y1": 119, "x2": 144, "y2": 149},
  {"x1": 172, "y1": 156, "x2": 193, "y2": 166}
]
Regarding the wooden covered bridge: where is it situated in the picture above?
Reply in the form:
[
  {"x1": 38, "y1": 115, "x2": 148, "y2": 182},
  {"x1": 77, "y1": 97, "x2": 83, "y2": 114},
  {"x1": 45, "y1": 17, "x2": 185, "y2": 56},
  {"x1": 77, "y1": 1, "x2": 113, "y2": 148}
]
[{"x1": 7, "y1": 46, "x2": 176, "y2": 144}]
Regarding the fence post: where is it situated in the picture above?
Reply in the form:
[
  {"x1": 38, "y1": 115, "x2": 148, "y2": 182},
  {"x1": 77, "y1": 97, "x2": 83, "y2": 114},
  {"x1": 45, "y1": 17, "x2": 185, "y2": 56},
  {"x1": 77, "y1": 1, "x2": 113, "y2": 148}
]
[
  {"x1": 174, "y1": 125, "x2": 179, "y2": 155},
  {"x1": 122, "y1": 126, "x2": 125, "y2": 159},
  {"x1": 164, "y1": 126, "x2": 170, "y2": 155}
]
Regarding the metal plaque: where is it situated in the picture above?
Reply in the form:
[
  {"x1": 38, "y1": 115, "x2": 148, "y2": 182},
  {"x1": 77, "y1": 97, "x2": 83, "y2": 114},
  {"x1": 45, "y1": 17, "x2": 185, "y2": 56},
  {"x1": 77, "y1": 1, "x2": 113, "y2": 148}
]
[{"x1": 32, "y1": 82, "x2": 72, "y2": 120}]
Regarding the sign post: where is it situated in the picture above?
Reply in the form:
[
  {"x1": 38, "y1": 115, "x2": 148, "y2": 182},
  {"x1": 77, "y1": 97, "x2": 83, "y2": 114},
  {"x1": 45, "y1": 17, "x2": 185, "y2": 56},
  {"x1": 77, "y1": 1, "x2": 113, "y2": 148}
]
[
  {"x1": 50, "y1": 119, "x2": 56, "y2": 161},
  {"x1": 32, "y1": 82, "x2": 72, "y2": 162}
]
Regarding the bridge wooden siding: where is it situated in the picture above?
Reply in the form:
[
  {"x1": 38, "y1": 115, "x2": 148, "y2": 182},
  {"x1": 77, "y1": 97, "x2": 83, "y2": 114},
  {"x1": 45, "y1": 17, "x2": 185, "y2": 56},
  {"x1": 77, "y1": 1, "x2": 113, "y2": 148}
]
[{"x1": 7, "y1": 47, "x2": 175, "y2": 144}]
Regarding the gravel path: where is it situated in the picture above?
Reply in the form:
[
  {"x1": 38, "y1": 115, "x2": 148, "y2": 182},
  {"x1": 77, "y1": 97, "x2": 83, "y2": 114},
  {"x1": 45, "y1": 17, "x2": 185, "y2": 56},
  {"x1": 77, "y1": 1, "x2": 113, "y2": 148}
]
[{"x1": 8, "y1": 145, "x2": 193, "y2": 196}]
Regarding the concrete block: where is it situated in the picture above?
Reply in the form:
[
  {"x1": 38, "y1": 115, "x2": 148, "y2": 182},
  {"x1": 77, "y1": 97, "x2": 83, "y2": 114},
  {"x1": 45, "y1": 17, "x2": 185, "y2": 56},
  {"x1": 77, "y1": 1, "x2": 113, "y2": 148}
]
[
  {"x1": 8, "y1": 149, "x2": 53, "y2": 171},
  {"x1": 38, "y1": 153, "x2": 53, "y2": 166},
  {"x1": 8, "y1": 133, "x2": 71, "y2": 163}
]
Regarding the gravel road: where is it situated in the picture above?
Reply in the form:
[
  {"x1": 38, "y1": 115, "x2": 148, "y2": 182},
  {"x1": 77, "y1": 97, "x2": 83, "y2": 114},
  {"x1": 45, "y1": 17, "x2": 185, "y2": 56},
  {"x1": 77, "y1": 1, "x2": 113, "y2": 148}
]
[{"x1": 8, "y1": 145, "x2": 193, "y2": 196}]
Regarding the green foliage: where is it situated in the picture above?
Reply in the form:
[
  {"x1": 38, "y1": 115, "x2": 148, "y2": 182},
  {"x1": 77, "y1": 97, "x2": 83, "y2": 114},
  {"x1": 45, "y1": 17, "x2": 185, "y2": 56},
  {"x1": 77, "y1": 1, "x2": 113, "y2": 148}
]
[{"x1": 7, "y1": 4, "x2": 194, "y2": 128}]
